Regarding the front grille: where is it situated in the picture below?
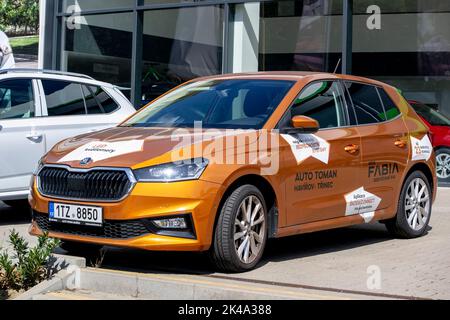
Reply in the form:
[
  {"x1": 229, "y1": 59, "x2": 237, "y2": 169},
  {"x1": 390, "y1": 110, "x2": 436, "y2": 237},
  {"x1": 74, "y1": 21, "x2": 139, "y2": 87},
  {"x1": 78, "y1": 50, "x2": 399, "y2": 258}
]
[
  {"x1": 34, "y1": 212, "x2": 149, "y2": 239},
  {"x1": 38, "y1": 166, "x2": 133, "y2": 201}
]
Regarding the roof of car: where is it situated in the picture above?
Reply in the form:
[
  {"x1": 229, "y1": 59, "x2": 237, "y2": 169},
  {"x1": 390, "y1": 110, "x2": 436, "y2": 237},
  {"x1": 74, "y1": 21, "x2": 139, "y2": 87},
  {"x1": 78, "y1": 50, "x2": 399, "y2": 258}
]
[
  {"x1": 0, "y1": 69, "x2": 120, "y2": 89},
  {"x1": 194, "y1": 71, "x2": 390, "y2": 87}
]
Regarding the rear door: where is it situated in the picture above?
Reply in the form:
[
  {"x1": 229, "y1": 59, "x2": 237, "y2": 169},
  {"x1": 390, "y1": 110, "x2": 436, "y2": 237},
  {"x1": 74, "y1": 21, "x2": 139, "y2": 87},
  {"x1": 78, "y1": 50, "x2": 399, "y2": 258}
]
[
  {"x1": 38, "y1": 79, "x2": 122, "y2": 151},
  {"x1": 344, "y1": 81, "x2": 408, "y2": 216},
  {"x1": 0, "y1": 78, "x2": 45, "y2": 196},
  {"x1": 279, "y1": 80, "x2": 363, "y2": 226}
]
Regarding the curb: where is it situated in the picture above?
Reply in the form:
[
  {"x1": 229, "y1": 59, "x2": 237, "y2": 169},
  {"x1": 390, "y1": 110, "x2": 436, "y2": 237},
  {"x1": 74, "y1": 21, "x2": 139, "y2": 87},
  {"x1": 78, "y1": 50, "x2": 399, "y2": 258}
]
[{"x1": 14, "y1": 254, "x2": 86, "y2": 300}]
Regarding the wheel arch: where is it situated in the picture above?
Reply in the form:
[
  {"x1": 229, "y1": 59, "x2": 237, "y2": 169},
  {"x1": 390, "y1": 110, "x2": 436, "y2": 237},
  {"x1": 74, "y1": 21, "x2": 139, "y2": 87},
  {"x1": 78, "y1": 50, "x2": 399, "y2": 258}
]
[
  {"x1": 404, "y1": 162, "x2": 435, "y2": 196},
  {"x1": 213, "y1": 174, "x2": 279, "y2": 240}
]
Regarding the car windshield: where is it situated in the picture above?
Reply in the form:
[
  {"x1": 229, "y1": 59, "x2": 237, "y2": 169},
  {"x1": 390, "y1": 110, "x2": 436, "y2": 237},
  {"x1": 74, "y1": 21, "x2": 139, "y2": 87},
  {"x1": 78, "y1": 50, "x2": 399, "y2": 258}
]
[
  {"x1": 121, "y1": 79, "x2": 294, "y2": 129},
  {"x1": 412, "y1": 102, "x2": 450, "y2": 126}
]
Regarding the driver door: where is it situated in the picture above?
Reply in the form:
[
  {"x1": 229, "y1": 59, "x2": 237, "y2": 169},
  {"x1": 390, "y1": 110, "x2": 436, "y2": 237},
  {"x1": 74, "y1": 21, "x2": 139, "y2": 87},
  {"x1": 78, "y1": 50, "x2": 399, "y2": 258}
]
[{"x1": 279, "y1": 80, "x2": 363, "y2": 226}]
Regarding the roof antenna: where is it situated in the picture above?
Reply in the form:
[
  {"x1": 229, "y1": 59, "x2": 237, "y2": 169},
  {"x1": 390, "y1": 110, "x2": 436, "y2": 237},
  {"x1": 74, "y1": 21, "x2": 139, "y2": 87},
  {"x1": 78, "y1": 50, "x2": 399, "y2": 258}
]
[{"x1": 333, "y1": 58, "x2": 342, "y2": 74}]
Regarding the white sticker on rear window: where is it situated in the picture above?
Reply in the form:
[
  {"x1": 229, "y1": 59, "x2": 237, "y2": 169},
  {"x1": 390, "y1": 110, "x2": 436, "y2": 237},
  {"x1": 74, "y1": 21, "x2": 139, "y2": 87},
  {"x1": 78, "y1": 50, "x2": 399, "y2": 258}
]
[
  {"x1": 58, "y1": 140, "x2": 144, "y2": 163},
  {"x1": 411, "y1": 135, "x2": 432, "y2": 161},
  {"x1": 281, "y1": 134, "x2": 330, "y2": 164},
  {"x1": 345, "y1": 187, "x2": 381, "y2": 223}
]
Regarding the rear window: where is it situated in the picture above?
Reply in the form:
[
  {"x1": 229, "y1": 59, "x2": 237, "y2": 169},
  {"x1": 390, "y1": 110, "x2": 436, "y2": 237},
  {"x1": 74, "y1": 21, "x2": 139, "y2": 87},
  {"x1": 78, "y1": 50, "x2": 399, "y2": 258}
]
[
  {"x1": 346, "y1": 82, "x2": 386, "y2": 125},
  {"x1": 378, "y1": 89, "x2": 401, "y2": 120},
  {"x1": 83, "y1": 86, "x2": 119, "y2": 114}
]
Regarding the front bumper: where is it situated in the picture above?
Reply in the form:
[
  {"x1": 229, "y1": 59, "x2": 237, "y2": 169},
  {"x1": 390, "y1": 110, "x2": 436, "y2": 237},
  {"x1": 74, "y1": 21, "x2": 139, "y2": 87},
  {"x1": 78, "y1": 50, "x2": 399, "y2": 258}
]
[{"x1": 29, "y1": 177, "x2": 223, "y2": 251}]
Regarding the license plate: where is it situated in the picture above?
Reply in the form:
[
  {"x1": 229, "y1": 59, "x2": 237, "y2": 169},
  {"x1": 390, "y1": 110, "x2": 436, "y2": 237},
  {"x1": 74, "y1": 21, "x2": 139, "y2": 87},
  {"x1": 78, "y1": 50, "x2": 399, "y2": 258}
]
[{"x1": 49, "y1": 202, "x2": 103, "y2": 227}]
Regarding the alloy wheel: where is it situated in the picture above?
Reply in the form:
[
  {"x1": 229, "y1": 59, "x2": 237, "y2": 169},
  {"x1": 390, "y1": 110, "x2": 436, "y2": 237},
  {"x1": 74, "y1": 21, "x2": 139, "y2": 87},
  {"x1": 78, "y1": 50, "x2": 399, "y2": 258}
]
[
  {"x1": 233, "y1": 195, "x2": 266, "y2": 264},
  {"x1": 436, "y1": 153, "x2": 450, "y2": 179},
  {"x1": 404, "y1": 178, "x2": 431, "y2": 231}
]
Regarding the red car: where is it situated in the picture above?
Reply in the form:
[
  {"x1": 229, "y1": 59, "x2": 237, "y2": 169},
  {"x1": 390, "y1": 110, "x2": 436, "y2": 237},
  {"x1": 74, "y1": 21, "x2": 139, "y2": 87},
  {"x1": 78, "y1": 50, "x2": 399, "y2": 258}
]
[{"x1": 409, "y1": 101, "x2": 450, "y2": 181}]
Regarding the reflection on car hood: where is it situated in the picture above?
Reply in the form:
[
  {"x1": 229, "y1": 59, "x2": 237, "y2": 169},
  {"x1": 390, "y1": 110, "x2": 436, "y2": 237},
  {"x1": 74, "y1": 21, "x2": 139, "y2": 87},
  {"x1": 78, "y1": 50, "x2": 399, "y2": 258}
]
[{"x1": 44, "y1": 126, "x2": 260, "y2": 169}]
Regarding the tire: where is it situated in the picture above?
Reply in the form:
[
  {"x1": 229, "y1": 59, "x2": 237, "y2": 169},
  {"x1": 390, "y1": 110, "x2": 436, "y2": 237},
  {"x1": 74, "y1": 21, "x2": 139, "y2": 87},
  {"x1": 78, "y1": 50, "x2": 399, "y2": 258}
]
[
  {"x1": 210, "y1": 185, "x2": 268, "y2": 272},
  {"x1": 384, "y1": 171, "x2": 432, "y2": 238},
  {"x1": 436, "y1": 148, "x2": 450, "y2": 180},
  {"x1": 59, "y1": 240, "x2": 103, "y2": 255},
  {"x1": 2, "y1": 199, "x2": 29, "y2": 208}
]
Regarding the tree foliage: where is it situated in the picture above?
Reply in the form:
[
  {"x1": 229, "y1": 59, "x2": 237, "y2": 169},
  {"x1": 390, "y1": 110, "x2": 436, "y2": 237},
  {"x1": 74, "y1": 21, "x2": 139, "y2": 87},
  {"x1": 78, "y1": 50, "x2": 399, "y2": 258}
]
[{"x1": 0, "y1": 0, "x2": 39, "y2": 35}]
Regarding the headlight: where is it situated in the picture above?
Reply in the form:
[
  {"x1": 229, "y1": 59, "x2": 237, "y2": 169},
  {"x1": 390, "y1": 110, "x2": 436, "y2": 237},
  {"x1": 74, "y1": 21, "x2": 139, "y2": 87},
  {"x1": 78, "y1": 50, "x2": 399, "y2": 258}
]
[{"x1": 133, "y1": 158, "x2": 209, "y2": 182}]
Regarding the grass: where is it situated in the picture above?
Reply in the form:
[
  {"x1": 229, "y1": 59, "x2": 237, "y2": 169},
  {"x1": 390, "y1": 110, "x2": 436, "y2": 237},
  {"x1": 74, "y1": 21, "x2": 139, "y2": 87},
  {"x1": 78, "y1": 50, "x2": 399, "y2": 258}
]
[{"x1": 9, "y1": 35, "x2": 39, "y2": 56}]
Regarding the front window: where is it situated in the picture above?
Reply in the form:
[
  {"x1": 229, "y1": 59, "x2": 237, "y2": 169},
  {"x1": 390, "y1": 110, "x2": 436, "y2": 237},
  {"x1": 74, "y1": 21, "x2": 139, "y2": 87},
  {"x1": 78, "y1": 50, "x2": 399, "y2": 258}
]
[
  {"x1": 412, "y1": 102, "x2": 450, "y2": 126},
  {"x1": 122, "y1": 79, "x2": 294, "y2": 129}
]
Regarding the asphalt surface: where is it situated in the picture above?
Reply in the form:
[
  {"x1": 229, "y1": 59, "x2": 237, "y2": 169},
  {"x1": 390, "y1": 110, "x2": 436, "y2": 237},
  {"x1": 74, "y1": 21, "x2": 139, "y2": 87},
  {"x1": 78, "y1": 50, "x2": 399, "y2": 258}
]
[{"x1": 1, "y1": 188, "x2": 449, "y2": 299}]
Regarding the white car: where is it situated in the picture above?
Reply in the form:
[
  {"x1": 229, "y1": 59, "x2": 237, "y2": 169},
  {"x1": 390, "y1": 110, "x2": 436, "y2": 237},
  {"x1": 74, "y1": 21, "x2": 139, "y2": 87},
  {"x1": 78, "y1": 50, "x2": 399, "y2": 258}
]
[{"x1": 0, "y1": 69, "x2": 136, "y2": 207}]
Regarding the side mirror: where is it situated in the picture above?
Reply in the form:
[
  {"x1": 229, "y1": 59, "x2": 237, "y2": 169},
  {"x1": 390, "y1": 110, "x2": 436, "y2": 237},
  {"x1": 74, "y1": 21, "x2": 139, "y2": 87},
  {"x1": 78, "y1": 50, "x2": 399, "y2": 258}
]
[{"x1": 286, "y1": 115, "x2": 319, "y2": 134}]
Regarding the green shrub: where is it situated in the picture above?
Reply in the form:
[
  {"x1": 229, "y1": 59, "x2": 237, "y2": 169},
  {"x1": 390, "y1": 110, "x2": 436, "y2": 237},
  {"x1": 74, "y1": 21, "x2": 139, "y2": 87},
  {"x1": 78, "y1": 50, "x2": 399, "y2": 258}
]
[{"x1": 0, "y1": 230, "x2": 60, "y2": 292}]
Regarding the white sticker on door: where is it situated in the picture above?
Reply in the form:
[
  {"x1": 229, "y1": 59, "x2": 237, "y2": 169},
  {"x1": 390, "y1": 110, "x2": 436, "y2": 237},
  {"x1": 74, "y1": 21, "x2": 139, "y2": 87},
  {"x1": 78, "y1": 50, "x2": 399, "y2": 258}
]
[
  {"x1": 58, "y1": 140, "x2": 144, "y2": 163},
  {"x1": 345, "y1": 187, "x2": 381, "y2": 223},
  {"x1": 411, "y1": 135, "x2": 432, "y2": 161},
  {"x1": 281, "y1": 134, "x2": 330, "y2": 164}
]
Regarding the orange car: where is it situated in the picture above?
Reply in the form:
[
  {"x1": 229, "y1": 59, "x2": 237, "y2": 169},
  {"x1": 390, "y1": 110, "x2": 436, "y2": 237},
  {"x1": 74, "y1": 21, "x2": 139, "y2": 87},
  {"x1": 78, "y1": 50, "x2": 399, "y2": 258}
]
[{"x1": 29, "y1": 72, "x2": 437, "y2": 272}]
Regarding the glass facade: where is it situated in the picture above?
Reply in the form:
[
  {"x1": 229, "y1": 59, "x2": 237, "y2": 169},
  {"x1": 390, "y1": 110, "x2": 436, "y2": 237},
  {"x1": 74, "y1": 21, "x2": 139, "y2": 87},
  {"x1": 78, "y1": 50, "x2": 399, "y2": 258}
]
[{"x1": 45, "y1": 0, "x2": 450, "y2": 115}]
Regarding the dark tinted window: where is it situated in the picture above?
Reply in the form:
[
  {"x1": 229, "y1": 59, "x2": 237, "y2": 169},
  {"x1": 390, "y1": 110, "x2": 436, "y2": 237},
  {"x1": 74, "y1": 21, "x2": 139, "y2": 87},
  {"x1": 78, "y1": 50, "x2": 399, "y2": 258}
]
[
  {"x1": 42, "y1": 80, "x2": 86, "y2": 116},
  {"x1": 123, "y1": 79, "x2": 294, "y2": 129},
  {"x1": 82, "y1": 86, "x2": 119, "y2": 114},
  {"x1": 0, "y1": 79, "x2": 34, "y2": 119},
  {"x1": 346, "y1": 82, "x2": 386, "y2": 125},
  {"x1": 378, "y1": 88, "x2": 401, "y2": 120},
  {"x1": 281, "y1": 81, "x2": 346, "y2": 129},
  {"x1": 412, "y1": 102, "x2": 450, "y2": 126}
]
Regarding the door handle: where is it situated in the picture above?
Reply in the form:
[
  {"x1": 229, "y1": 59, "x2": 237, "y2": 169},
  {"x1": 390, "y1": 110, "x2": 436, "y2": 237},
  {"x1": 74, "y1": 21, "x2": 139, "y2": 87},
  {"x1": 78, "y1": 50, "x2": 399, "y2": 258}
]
[
  {"x1": 395, "y1": 140, "x2": 407, "y2": 148},
  {"x1": 344, "y1": 144, "x2": 360, "y2": 154},
  {"x1": 26, "y1": 133, "x2": 43, "y2": 143}
]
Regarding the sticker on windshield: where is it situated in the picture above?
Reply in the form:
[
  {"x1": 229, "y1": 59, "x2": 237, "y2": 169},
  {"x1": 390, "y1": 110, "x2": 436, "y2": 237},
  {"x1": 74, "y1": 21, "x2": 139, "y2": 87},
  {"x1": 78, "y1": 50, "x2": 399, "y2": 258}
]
[
  {"x1": 345, "y1": 187, "x2": 381, "y2": 223},
  {"x1": 282, "y1": 134, "x2": 330, "y2": 164},
  {"x1": 58, "y1": 140, "x2": 144, "y2": 163},
  {"x1": 411, "y1": 135, "x2": 432, "y2": 161}
]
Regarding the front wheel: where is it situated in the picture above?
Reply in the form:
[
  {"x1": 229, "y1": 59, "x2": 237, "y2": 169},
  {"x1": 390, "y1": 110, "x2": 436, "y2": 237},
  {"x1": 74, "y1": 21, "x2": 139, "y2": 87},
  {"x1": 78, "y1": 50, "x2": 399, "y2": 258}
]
[
  {"x1": 210, "y1": 185, "x2": 268, "y2": 272},
  {"x1": 385, "y1": 171, "x2": 432, "y2": 238}
]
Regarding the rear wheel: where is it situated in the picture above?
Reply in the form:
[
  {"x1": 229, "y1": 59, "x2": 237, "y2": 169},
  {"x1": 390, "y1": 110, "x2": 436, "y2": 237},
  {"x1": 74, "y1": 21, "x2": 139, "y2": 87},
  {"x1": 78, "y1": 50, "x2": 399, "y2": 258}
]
[
  {"x1": 210, "y1": 185, "x2": 268, "y2": 272},
  {"x1": 436, "y1": 148, "x2": 450, "y2": 180},
  {"x1": 385, "y1": 171, "x2": 432, "y2": 238}
]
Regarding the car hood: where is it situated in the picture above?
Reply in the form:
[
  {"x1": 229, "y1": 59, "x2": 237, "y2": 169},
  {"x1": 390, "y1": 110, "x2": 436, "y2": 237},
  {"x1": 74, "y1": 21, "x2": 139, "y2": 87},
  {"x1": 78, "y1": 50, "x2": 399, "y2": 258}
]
[{"x1": 44, "y1": 126, "x2": 260, "y2": 169}]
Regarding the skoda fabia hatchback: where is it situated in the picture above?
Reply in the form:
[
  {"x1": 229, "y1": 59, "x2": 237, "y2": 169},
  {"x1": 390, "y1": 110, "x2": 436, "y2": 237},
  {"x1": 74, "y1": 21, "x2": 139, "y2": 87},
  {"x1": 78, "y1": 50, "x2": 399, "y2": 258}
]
[{"x1": 29, "y1": 72, "x2": 437, "y2": 272}]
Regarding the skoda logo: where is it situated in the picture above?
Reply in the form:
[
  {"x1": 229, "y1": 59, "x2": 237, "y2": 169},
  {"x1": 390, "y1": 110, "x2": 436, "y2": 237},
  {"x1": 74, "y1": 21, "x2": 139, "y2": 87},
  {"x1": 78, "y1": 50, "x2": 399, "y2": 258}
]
[{"x1": 80, "y1": 157, "x2": 93, "y2": 166}]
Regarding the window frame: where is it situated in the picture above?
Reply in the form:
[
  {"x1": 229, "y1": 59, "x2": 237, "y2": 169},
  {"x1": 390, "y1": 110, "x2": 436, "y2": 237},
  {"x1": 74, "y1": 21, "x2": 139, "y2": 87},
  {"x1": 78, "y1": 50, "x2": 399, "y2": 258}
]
[
  {"x1": 0, "y1": 78, "x2": 38, "y2": 121},
  {"x1": 276, "y1": 79, "x2": 352, "y2": 132}
]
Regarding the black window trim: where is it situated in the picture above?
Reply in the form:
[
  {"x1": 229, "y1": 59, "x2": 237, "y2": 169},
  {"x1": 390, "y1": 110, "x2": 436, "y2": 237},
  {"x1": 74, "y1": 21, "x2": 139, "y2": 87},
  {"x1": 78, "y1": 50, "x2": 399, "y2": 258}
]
[
  {"x1": 0, "y1": 78, "x2": 37, "y2": 121},
  {"x1": 37, "y1": 78, "x2": 121, "y2": 118}
]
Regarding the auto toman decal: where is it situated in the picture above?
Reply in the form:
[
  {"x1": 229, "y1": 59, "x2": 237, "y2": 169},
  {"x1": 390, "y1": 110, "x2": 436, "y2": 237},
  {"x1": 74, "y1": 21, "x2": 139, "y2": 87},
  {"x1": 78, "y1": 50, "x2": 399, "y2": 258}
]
[
  {"x1": 282, "y1": 134, "x2": 330, "y2": 164},
  {"x1": 58, "y1": 140, "x2": 144, "y2": 163},
  {"x1": 345, "y1": 187, "x2": 382, "y2": 223},
  {"x1": 411, "y1": 135, "x2": 432, "y2": 161}
]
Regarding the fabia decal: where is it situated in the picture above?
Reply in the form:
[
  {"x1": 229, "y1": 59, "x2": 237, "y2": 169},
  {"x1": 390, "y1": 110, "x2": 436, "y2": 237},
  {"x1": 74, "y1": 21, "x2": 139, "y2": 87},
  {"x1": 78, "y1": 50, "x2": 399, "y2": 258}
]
[
  {"x1": 282, "y1": 134, "x2": 330, "y2": 164},
  {"x1": 58, "y1": 140, "x2": 144, "y2": 163},
  {"x1": 411, "y1": 135, "x2": 432, "y2": 161},
  {"x1": 345, "y1": 187, "x2": 381, "y2": 223}
]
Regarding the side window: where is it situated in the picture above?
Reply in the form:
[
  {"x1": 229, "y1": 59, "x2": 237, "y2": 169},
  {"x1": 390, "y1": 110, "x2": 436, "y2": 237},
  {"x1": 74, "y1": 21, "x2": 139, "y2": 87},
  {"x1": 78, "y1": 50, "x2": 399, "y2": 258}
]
[
  {"x1": 346, "y1": 82, "x2": 386, "y2": 125},
  {"x1": 282, "y1": 81, "x2": 346, "y2": 129},
  {"x1": 83, "y1": 85, "x2": 119, "y2": 114},
  {"x1": 42, "y1": 80, "x2": 86, "y2": 116},
  {"x1": 0, "y1": 79, "x2": 34, "y2": 120},
  {"x1": 378, "y1": 88, "x2": 401, "y2": 120}
]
